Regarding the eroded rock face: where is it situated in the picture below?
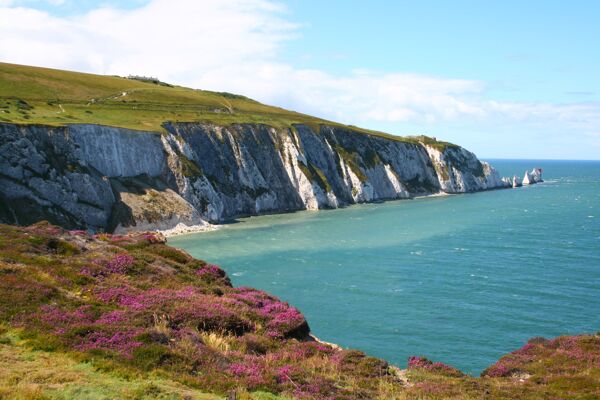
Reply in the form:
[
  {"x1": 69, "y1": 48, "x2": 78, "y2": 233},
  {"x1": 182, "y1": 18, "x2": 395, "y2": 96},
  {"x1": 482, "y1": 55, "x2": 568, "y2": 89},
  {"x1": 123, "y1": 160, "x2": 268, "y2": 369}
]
[
  {"x1": 0, "y1": 124, "x2": 115, "y2": 230},
  {"x1": 0, "y1": 122, "x2": 511, "y2": 232}
]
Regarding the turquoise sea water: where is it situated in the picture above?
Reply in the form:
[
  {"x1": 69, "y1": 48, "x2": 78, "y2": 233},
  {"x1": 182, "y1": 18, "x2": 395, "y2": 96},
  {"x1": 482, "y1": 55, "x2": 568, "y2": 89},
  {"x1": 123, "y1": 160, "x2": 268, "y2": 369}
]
[{"x1": 170, "y1": 160, "x2": 600, "y2": 375}]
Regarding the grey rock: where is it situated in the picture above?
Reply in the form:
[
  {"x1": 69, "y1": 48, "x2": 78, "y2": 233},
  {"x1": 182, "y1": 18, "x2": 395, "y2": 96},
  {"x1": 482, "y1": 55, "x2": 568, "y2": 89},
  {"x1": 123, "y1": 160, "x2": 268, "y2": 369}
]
[{"x1": 0, "y1": 121, "x2": 513, "y2": 232}]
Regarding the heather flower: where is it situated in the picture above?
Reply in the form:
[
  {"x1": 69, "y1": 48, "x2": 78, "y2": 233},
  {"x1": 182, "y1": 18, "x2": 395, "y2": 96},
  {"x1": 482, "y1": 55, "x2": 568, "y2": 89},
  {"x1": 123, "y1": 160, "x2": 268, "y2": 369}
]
[
  {"x1": 276, "y1": 365, "x2": 294, "y2": 383},
  {"x1": 96, "y1": 310, "x2": 129, "y2": 325},
  {"x1": 172, "y1": 299, "x2": 252, "y2": 335},
  {"x1": 106, "y1": 254, "x2": 134, "y2": 274},
  {"x1": 227, "y1": 287, "x2": 307, "y2": 337},
  {"x1": 96, "y1": 286, "x2": 140, "y2": 305},
  {"x1": 39, "y1": 305, "x2": 95, "y2": 329},
  {"x1": 76, "y1": 329, "x2": 144, "y2": 357},
  {"x1": 142, "y1": 232, "x2": 165, "y2": 244},
  {"x1": 196, "y1": 264, "x2": 226, "y2": 282},
  {"x1": 485, "y1": 362, "x2": 511, "y2": 377},
  {"x1": 407, "y1": 356, "x2": 463, "y2": 377}
]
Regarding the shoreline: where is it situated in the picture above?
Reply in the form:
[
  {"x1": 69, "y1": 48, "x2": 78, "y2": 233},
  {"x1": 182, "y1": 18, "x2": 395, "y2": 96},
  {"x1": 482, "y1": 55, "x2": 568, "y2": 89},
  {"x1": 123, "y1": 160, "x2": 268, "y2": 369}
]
[
  {"x1": 158, "y1": 222, "x2": 220, "y2": 238},
  {"x1": 161, "y1": 191, "x2": 486, "y2": 238},
  {"x1": 161, "y1": 180, "x2": 543, "y2": 239}
]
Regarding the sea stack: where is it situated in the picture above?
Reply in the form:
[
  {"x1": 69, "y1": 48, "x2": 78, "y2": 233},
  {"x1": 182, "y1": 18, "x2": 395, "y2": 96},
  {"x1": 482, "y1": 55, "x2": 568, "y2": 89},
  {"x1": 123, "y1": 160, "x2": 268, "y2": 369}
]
[
  {"x1": 523, "y1": 170, "x2": 533, "y2": 185},
  {"x1": 523, "y1": 168, "x2": 543, "y2": 185},
  {"x1": 512, "y1": 175, "x2": 522, "y2": 188},
  {"x1": 531, "y1": 167, "x2": 544, "y2": 183}
]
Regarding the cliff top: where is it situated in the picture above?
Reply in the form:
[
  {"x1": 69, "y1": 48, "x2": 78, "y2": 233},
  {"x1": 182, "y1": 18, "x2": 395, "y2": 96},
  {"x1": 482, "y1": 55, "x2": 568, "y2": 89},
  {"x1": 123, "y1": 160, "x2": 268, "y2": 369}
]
[{"x1": 0, "y1": 62, "x2": 456, "y2": 150}]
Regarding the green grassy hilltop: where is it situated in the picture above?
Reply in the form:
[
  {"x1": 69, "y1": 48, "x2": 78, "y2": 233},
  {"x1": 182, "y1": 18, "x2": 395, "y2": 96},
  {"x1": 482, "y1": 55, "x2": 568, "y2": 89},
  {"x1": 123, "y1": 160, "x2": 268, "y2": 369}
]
[
  {"x1": 0, "y1": 62, "x2": 454, "y2": 149},
  {"x1": 0, "y1": 62, "x2": 316, "y2": 131}
]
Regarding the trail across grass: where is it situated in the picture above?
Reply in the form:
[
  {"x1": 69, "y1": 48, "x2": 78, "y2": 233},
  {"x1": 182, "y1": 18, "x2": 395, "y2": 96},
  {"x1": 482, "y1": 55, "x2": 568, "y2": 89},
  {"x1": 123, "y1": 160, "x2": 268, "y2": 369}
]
[{"x1": 0, "y1": 62, "x2": 455, "y2": 151}]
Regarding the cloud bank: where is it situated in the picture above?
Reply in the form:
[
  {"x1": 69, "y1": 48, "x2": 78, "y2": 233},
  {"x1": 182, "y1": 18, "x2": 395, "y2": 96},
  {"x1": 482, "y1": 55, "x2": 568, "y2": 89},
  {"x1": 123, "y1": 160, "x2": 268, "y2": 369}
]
[{"x1": 1, "y1": 0, "x2": 599, "y2": 158}]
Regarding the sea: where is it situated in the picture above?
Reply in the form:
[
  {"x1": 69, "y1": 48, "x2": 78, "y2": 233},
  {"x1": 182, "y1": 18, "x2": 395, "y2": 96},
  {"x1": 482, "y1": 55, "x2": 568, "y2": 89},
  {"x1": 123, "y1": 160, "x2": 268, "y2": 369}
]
[{"x1": 169, "y1": 160, "x2": 600, "y2": 375}]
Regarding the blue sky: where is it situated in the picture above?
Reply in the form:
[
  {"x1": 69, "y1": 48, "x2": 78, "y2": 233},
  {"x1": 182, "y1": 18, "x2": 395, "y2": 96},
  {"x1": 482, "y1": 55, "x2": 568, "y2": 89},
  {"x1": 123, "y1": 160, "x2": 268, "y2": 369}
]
[
  {"x1": 284, "y1": 1, "x2": 599, "y2": 101},
  {"x1": 1, "y1": 0, "x2": 599, "y2": 159}
]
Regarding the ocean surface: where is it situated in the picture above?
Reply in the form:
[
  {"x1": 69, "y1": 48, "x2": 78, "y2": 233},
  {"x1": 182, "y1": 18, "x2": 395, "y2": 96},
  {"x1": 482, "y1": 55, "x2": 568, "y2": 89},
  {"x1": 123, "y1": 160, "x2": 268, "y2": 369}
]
[{"x1": 170, "y1": 160, "x2": 600, "y2": 375}]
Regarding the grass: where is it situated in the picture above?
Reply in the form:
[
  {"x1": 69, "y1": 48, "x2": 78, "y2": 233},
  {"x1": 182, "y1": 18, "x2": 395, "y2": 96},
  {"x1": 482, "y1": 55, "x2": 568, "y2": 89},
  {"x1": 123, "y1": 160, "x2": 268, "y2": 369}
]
[
  {"x1": 0, "y1": 328, "x2": 221, "y2": 400},
  {"x1": 0, "y1": 62, "x2": 452, "y2": 148}
]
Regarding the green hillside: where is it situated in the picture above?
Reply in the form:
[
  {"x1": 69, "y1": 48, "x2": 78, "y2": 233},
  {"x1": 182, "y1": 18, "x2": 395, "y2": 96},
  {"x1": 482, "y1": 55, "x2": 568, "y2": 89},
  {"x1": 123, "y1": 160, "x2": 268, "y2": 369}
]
[{"x1": 0, "y1": 62, "x2": 455, "y2": 149}]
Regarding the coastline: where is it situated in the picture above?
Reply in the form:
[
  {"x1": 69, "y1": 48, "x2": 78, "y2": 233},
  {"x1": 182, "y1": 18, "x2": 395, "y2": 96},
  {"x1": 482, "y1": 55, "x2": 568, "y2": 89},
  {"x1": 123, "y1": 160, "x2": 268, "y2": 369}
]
[
  {"x1": 158, "y1": 222, "x2": 220, "y2": 238},
  {"x1": 161, "y1": 178, "x2": 542, "y2": 239},
  {"x1": 164, "y1": 191, "x2": 456, "y2": 238}
]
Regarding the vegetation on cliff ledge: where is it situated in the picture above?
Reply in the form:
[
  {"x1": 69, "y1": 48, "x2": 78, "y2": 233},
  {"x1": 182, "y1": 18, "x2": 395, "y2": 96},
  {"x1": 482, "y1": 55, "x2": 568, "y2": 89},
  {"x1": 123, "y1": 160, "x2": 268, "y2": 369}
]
[{"x1": 0, "y1": 222, "x2": 598, "y2": 399}]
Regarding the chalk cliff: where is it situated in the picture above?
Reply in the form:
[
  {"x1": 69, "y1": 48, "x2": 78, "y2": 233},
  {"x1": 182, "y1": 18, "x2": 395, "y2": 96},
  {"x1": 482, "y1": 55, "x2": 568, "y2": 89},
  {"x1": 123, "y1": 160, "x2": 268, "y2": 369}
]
[
  {"x1": 523, "y1": 168, "x2": 543, "y2": 185},
  {"x1": 0, "y1": 122, "x2": 511, "y2": 232}
]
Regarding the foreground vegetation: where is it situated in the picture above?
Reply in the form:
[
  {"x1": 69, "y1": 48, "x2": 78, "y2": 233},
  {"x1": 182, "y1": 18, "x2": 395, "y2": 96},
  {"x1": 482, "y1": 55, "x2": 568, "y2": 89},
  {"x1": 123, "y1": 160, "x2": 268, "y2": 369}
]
[
  {"x1": 0, "y1": 62, "x2": 456, "y2": 149},
  {"x1": 0, "y1": 222, "x2": 598, "y2": 399}
]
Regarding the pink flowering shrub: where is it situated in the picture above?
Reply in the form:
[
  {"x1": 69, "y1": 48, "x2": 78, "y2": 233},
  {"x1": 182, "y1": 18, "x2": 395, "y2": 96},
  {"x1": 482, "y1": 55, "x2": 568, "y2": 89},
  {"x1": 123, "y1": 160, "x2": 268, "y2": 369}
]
[
  {"x1": 95, "y1": 285, "x2": 141, "y2": 304},
  {"x1": 196, "y1": 264, "x2": 226, "y2": 282},
  {"x1": 407, "y1": 356, "x2": 463, "y2": 377},
  {"x1": 34, "y1": 303, "x2": 145, "y2": 357},
  {"x1": 227, "y1": 287, "x2": 308, "y2": 338},
  {"x1": 171, "y1": 297, "x2": 252, "y2": 335},
  {"x1": 96, "y1": 310, "x2": 129, "y2": 325},
  {"x1": 293, "y1": 376, "x2": 337, "y2": 400},
  {"x1": 229, "y1": 361, "x2": 263, "y2": 377},
  {"x1": 276, "y1": 365, "x2": 293, "y2": 381},
  {"x1": 106, "y1": 253, "x2": 135, "y2": 273},
  {"x1": 142, "y1": 232, "x2": 165, "y2": 244},
  {"x1": 75, "y1": 329, "x2": 144, "y2": 357},
  {"x1": 81, "y1": 253, "x2": 135, "y2": 277},
  {"x1": 331, "y1": 349, "x2": 389, "y2": 378},
  {"x1": 484, "y1": 362, "x2": 512, "y2": 378},
  {"x1": 39, "y1": 305, "x2": 96, "y2": 330},
  {"x1": 483, "y1": 335, "x2": 600, "y2": 377},
  {"x1": 227, "y1": 357, "x2": 273, "y2": 389}
]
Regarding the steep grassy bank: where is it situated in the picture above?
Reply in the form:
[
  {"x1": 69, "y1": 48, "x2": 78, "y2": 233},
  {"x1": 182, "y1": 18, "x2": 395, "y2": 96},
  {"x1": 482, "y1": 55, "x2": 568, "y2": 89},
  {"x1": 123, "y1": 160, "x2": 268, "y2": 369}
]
[{"x1": 0, "y1": 222, "x2": 598, "y2": 399}]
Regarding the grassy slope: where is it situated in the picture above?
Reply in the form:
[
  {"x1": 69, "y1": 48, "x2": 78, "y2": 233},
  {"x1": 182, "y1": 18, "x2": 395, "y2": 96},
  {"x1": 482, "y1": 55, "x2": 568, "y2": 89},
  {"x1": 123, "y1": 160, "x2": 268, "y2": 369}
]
[
  {"x1": 0, "y1": 62, "x2": 455, "y2": 149},
  {"x1": 0, "y1": 328, "x2": 224, "y2": 400},
  {"x1": 0, "y1": 222, "x2": 598, "y2": 400}
]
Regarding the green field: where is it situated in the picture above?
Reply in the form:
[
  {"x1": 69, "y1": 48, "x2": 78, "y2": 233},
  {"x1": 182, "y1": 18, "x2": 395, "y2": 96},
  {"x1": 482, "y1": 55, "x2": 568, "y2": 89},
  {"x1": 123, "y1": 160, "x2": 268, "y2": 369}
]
[{"x1": 0, "y1": 62, "x2": 455, "y2": 149}]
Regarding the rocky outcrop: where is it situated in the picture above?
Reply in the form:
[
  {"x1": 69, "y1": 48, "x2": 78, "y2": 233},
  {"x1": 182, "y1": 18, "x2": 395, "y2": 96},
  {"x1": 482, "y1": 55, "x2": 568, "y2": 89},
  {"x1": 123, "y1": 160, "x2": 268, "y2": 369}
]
[
  {"x1": 0, "y1": 122, "x2": 513, "y2": 232},
  {"x1": 523, "y1": 168, "x2": 543, "y2": 185},
  {"x1": 512, "y1": 175, "x2": 522, "y2": 188}
]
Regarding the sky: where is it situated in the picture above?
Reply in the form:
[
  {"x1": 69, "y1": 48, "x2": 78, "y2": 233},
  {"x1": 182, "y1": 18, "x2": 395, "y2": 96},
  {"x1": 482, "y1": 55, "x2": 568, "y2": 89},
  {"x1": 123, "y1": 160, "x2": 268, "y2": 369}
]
[{"x1": 1, "y1": 0, "x2": 599, "y2": 159}]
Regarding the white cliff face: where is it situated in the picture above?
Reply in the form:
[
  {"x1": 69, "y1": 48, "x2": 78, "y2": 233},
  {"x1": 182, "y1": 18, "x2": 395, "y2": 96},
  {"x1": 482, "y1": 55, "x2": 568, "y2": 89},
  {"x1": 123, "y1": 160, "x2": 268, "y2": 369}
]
[
  {"x1": 338, "y1": 155, "x2": 372, "y2": 202},
  {"x1": 279, "y1": 133, "x2": 320, "y2": 210},
  {"x1": 68, "y1": 125, "x2": 167, "y2": 177},
  {"x1": 0, "y1": 121, "x2": 519, "y2": 231},
  {"x1": 423, "y1": 145, "x2": 510, "y2": 193},
  {"x1": 384, "y1": 164, "x2": 410, "y2": 198}
]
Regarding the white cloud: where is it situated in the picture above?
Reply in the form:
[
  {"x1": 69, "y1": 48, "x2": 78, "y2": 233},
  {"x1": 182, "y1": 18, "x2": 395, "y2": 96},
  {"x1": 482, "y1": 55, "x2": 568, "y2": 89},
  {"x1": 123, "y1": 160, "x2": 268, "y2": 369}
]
[
  {"x1": 1, "y1": 0, "x2": 599, "y2": 158},
  {"x1": 0, "y1": 0, "x2": 297, "y2": 77}
]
